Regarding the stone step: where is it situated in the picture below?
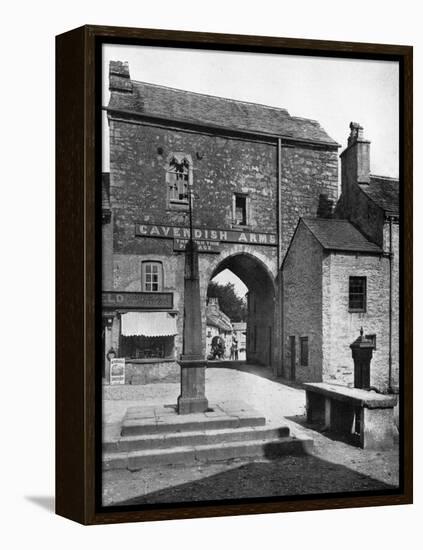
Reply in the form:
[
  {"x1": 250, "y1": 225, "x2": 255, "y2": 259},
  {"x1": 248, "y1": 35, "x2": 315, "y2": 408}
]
[
  {"x1": 103, "y1": 435, "x2": 313, "y2": 471},
  {"x1": 121, "y1": 409, "x2": 266, "y2": 437},
  {"x1": 104, "y1": 425, "x2": 291, "y2": 453}
]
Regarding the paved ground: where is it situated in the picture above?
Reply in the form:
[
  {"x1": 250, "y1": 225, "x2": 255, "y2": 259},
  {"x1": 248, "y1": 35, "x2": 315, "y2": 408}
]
[{"x1": 102, "y1": 365, "x2": 399, "y2": 506}]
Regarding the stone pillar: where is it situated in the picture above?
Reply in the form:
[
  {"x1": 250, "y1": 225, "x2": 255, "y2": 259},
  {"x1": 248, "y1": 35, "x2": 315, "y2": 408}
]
[{"x1": 177, "y1": 240, "x2": 209, "y2": 414}]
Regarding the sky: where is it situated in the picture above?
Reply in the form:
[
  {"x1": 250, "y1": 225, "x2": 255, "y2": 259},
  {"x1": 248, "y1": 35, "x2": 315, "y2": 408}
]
[{"x1": 102, "y1": 44, "x2": 399, "y2": 297}]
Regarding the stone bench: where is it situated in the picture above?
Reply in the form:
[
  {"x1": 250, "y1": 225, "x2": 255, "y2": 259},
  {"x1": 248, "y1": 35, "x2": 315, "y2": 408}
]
[{"x1": 304, "y1": 382, "x2": 397, "y2": 450}]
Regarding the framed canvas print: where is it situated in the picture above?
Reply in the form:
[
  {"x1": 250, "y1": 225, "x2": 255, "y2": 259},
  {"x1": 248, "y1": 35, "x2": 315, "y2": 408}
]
[{"x1": 56, "y1": 25, "x2": 413, "y2": 525}]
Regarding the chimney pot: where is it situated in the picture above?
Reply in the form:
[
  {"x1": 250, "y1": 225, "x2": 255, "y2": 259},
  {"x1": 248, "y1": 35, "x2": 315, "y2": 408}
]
[
  {"x1": 109, "y1": 61, "x2": 132, "y2": 93},
  {"x1": 348, "y1": 122, "x2": 365, "y2": 146},
  {"x1": 109, "y1": 60, "x2": 130, "y2": 78}
]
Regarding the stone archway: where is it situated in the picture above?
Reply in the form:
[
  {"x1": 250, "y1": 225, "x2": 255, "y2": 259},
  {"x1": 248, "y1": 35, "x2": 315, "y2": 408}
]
[{"x1": 206, "y1": 252, "x2": 277, "y2": 367}]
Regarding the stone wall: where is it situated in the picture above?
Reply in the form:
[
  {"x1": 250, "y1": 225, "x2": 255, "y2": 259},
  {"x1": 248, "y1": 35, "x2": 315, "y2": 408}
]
[
  {"x1": 383, "y1": 219, "x2": 400, "y2": 390},
  {"x1": 107, "y1": 115, "x2": 338, "y2": 370},
  {"x1": 282, "y1": 222, "x2": 323, "y2": 382},
  {"x1": 336, "y1": 180, "x2": 385, "y2": 247},
  {"x1": 335, "y1": 125, "x2": 399, "y2": 392},
  {"x1": 337, "y1": 126, "x2": 384, "y2": 247},
  {"x1": 113, "y1": 250, "x2": 186, "y2": 356},
  {"x1": 102, "y1": 216, "x2": 114, "y2": 291},
  {"x1": 279, "y1": 145, "x2": 339, "y2": 261},
  {"x1": 124, "y1": 360, "x2": 179, "y2": 385},
  {"x1": 112, "y1": 241, "x2": 277, "y2": 364},
  {"x1": 322, "y1": 252, "x2": 391, "y2": 391},
  {"x1": 109, "y1": 118, "x2": 339, "y2": 263},
  {"x1": 109, "y1": 119, "x2": 278, "y2": 252},
  {"x1": 282, "y1": 222, "x2": 393, "y2": 392}
]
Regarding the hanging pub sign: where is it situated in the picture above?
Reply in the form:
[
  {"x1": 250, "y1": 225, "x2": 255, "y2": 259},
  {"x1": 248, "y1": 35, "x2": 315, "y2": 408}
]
[
  {"x1": 135, "y1": 223, "x2": 278, "y2": 246},
  {"x1": 110, "y1": 358, "x2": 125, "y2": 385}
]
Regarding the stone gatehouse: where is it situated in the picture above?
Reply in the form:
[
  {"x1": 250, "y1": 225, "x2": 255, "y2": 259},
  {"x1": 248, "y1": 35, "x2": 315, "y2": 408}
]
[{"x1": 102, "y1": 60, "x2": 398, "y2": 392}]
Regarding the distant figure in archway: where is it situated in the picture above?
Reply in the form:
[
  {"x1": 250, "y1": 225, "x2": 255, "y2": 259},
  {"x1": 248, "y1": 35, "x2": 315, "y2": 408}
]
[
  {"x1": 231, "y1": 337, "x2": 239, "y2": 360},
  {"x1": 209, "y1": 335, "x2": 225, "y2": 360},
  {"x1": 207, "y1": 252, "x2": 276, "y2": 367}
]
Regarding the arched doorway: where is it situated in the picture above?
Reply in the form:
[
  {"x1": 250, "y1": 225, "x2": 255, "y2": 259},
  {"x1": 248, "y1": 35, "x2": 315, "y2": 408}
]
[{"x1": 206, "y1": 252, "x2": 276, "y2": 367}]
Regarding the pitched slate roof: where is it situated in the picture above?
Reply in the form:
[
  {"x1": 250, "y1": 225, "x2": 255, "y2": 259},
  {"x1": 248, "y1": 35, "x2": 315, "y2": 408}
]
[
  {"x1": 107, "y1": 66, "x2": 338, "y2": 146},
  {"x1": 206, "y1": 299, "x2": 233, "y2": 332},
  {"x1": 206, "y1": 311, "x2": 233, "y2": 332},
  {"x1": 302, "y1": 218, "x2": 382, "y2": 253},
  {"x1": 359, "y1": 175, "x2": 399, "y2": 215}
]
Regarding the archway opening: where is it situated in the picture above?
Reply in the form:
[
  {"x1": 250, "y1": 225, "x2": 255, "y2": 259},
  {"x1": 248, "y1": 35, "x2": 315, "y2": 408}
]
[{"x1": 205, "y1": 253, "x2": 276, "y2": 367}]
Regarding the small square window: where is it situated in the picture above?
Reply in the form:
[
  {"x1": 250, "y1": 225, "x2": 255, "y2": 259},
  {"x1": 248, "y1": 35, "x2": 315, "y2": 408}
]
[
  {"x1": 349, "y1": 276, "x2": 367, "y2": 312},
  {"x1": 300, "y1": 337, "x2": 309, "y2": 367}
]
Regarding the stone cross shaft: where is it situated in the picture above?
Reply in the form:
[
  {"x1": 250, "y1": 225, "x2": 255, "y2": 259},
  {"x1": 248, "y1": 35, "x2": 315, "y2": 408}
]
[{"x1": 177, "y1": 239, "x2": 209, "y2": 414}]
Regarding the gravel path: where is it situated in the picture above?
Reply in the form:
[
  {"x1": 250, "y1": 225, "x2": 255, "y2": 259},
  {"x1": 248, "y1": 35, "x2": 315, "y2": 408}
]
[{"x1": 102, "y1": 366, "x2": 399, "y2": 506}]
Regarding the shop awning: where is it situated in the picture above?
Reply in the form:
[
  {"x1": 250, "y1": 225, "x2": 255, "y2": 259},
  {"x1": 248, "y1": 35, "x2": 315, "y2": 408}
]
[{"x1": 121, "y1": 312, "x2": 178, "y2": 337}]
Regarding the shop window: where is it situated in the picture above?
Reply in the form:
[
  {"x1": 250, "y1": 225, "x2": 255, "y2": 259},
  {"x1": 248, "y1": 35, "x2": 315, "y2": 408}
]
[
  {"x1": 300, "y1": 336, "x2": 309, "y2": 367},
  {"x1": 349, "y1": 276, "x2": 367, "y2": 312},
  {"x1": 166, "y1": 154, "x2": 191, "y2": 208},
  {"x1": 233, "y1": 194, "x2": 248, "y2": 226},
  {"x1": 120, "y1": 335, "x2": 174, "y2": 360},
  {"x1": 142, "y1": 261, "x2": 163, "y2": 292}
]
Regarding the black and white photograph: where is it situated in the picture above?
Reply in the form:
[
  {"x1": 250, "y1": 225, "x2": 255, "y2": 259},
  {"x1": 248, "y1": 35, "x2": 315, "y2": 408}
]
[
  {"x1": 3, "y1": 0, "x2": 421, "y2": 544},
  {"x1": 100, "y1": 43, "x2": 402, "y2": 509}
]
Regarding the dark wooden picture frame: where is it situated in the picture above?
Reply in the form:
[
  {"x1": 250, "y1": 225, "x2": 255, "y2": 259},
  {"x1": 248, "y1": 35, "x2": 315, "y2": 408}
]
[{"x1": 56, "y1": 25, "x2": 413, "y2": 525}]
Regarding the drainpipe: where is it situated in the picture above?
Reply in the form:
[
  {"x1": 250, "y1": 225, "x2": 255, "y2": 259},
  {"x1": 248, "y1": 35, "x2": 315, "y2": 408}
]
[
  {"x1": 388, "y1": 216, "x2": 393, "y2": 392},
  {"x1": 277, "y1": 138, "x2": 282, "y2": 267},
  {"x1": 277, "y1": 138, "x2": 283, "y2": 376}
]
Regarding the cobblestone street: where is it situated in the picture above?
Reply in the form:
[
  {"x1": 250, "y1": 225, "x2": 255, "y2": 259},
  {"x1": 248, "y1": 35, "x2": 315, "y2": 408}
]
[{"x1": 103, "y1": 365, "x2": 399, "y2": 506}]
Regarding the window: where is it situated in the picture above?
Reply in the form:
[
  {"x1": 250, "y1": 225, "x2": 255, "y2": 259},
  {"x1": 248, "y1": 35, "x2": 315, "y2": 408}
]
[
  {"x1": 300, "y1": 337, "x2": 309, "y2": 367},
  {"x1": 233, "y1": 194, "x2": 248, "y2": 226},
  {"x1": 167, "y1": 154, "x2": 190, "y2": 206},
  {"x1": 120, "y1": 335, "x2": 174, "y2": 360},
  {"x1": 349, "y1": 276, "x2": 367, "y2": 312},
  {"x1": 142, "y1": 261, "x2": 163, "y2": 292}
]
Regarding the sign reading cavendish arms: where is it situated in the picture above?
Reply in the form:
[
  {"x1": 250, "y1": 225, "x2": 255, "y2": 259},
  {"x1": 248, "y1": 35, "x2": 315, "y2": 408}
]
[
  {"x1": 135, "y1": 223, "x2": 278, "y2": 246},
  {"x1": 102, "y1": 291, "x2": 173, "y2": 309}
]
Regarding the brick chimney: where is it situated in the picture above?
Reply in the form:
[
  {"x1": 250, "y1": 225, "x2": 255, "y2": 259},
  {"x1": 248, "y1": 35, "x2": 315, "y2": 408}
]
[
  {"x1": 340, "y1": 122, "x2": 371, "y2": 205},
  {"x1": 109, "y1": 60, "x2": 132, "y2": 93}
]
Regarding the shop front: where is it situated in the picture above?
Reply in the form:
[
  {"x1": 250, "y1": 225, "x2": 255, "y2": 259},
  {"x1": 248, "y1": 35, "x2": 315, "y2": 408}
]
[{"x1": 102, "y1": 291, "x2": 179, "y2": 384}]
